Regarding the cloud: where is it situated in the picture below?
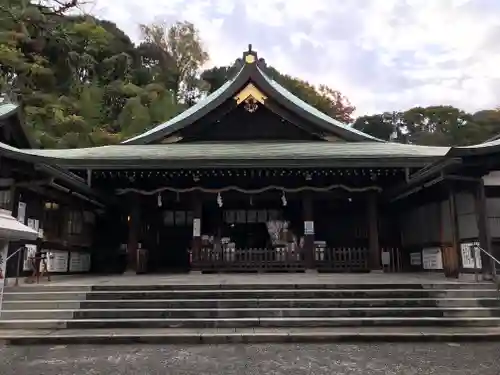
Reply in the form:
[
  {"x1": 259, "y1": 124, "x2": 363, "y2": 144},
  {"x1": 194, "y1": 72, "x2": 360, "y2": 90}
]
[{"x1": 86, "y1": 0, "x2": 500, "y2": 116}]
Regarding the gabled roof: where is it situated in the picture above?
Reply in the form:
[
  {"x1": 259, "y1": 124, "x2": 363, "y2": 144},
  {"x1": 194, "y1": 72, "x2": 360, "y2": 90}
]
[{"x1": 123, "y1": 46, "x2": 383, "y2": 145}]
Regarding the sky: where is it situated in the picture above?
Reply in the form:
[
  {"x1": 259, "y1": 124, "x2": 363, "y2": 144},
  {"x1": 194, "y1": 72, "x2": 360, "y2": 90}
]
[{"x1": 84, "y1": 0, "x2": 500, "y2": 116}]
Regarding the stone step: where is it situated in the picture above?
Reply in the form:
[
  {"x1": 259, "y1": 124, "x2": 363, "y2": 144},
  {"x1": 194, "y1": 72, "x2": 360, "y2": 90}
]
[
  {"x1": 79, "y1": 297, "x2": 500, "y2": 309},
  {"x1": 2, "y1": 316, "x2": 500, "y2": 330},
  {"x1": 3, "y1": 292, "x2": 88, "y2": 301},
  {"x1": 2, "y1": 301, "x2": 82, "y2": 310},
  {"x1": 3, "y1": 297, "x2": 496, "y2": 311},
  {"x1": 3, "y1": 326, "x2": 500, "y2": 345},
  {"x1": 2, "y1": 306, "x2": 496, "y2": 320},
  {"x1": 3, "y1": 285, "x2": 91, "y2": 293},
  {"x1": 84, "y1": 289, "x2": 499, "y2": 300},
  {"x1": 89, "y1": 283, "x2": 494, "y2": 291}
]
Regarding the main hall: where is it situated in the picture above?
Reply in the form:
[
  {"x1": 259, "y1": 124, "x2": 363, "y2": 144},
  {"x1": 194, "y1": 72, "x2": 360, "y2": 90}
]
[{"x1": 1, "y1": 46, "x2": 500, "y2": 279}]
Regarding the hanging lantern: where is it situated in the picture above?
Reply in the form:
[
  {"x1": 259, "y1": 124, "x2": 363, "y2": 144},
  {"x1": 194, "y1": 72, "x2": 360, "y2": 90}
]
[
  {"x1": 249, "y1": 195, "x2": 253, "y2": 206},
  {"x1": 217, "y1": 192, "x2": 223, "y2": 207},
  {"x1": 157, "y1": 193, "x2": 162, "y2": 207},
  {"x1": 281, "y1": 191, "x2": 287, "y2": 207}
]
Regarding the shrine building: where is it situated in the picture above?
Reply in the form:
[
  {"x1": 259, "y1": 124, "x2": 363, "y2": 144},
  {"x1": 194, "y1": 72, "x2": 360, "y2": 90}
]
[{"x1": 1, "y1": 46, "x2": 500, "y2": 278}]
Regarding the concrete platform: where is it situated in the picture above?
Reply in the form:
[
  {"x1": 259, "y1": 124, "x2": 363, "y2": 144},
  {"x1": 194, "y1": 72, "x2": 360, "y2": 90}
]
[{"x1": 4, "y1": 272, "x2": 488, "y2": 289}]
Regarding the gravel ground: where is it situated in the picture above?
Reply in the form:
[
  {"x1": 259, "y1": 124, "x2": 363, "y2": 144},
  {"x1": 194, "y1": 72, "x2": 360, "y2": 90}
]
[{"x1": 1, "y1": 342, "x2": 499, "y2": 375}]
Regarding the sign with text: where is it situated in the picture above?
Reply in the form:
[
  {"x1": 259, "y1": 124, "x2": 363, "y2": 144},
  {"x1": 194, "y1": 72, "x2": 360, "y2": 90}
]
[
  {"x1": 410, "y1": 252, "x2": 422, "y2": 266},
  {"x1": 422, "y1": 247, "x2": 443, "y2": 270},
  {"x1": 460, "y1": 242, "x2": 482, "y2": 269}
]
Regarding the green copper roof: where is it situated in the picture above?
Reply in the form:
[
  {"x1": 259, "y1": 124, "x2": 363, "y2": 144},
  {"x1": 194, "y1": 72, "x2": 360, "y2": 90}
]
[
  {"x1": 122, "y1": 67, "x2": 244, "y2": 144},
  {"x1": 0, "y1": 141, "x2": 449, "y2": 168},
  {"x1": 257, "y1": 67, "x2": 381, "y2": 142},
  {"x1": 0, "y1": 103, "x2": 18, "y2": 119},
  {"x1": 122, "y1": 48, "x2": 383, "y2": 144}
]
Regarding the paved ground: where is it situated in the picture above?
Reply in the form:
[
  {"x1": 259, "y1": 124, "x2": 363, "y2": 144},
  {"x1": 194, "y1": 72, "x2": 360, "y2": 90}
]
[
  {"x1": 5, "y1": 271, "x2": 485, "y2": 288},
  {"x1": 1, "y1": 343, "x2": 499, "y2": 374}
]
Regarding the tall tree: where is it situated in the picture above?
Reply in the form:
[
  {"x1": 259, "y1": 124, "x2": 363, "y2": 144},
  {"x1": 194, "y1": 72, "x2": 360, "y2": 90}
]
[{"x1": 139, "y1": 21, "x2": 209, "y2": 105}]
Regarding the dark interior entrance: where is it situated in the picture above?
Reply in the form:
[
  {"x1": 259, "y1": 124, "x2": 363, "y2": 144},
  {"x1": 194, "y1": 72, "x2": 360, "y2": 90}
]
[
  {"x1": 144, "y1": 202, "x2": 192, "y2": 273},
  {"x1": 201, "y1": 192, "x2": 304, "y2": 250}
]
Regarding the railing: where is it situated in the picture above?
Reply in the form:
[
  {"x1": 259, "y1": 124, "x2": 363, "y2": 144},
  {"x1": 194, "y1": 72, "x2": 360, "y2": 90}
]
[
  {"x1": 474, "y1": 245, "x2": 500, "y2": 289},
  {"x1": 4, "y1": 246, "x2": 26, "y2": 287},
  {"x1": 0, "y1": 246, "x2": 25, "y2": 318},
  {"x1": 191, "y1": 246, "x2": 375, "y2": 272},
  {"x1": 314, "y1": 247, "x2": 370, "y2": 272},
  {"x1": 192, "y1": 247, "x2": 304, "y2": 272}
]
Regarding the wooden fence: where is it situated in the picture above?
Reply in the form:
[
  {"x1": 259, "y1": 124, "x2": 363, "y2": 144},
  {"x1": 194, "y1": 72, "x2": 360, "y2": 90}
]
[{"x1": 191, "y1": 246, "x2": 379, "y2": 272}]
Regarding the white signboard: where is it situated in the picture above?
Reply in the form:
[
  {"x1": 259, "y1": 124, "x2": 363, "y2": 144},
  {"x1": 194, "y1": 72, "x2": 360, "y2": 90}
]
[
  {"x1": 0, "y1": 243, "x2": 7, "y2": 281},
  {"x1": 46, "y1": 250, "x2": 69, "y2": 273},
  {"x1": 17, "y1": 202, "x2": 26, "y2": 224},
  {"x1": 422, "y1": 247, "x2": 443, "y2": 270},
  {"x1": 304, "y1": 221, "x2": 314, "y2": 235},
  {"x1": 410, "y1": 252, "x2": 422, "y2": 266},
  {"x1": 193, "y1": 218, "x2": 201, "y2": 237},
  {"x1": 460, "y1": 242, "x2": 482, "y2": 269},
  {"x1": 23, "y1": 244, "x2": 37, "y2": 271},
  {"x1": 381, "y1": 251, "x2": 391, "y2": 265},
  {"x1": 69, "y1": 252, "x2": 91, "y2": 272}
]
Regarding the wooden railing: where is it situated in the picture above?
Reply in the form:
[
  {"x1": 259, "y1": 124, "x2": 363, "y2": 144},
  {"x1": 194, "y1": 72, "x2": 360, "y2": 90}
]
[
  {"x1": 314, "y1": 247, "x2": 370, "y2": 272},
  {"x1": 191, "y1": 246, "x2": 379, "y2": 273},
  {"x1": 192, "y1": 246, "x2": 304, "y2": 272}
]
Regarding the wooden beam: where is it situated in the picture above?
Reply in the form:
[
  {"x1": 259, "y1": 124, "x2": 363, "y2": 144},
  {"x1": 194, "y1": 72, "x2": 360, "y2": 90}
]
[
  {"x1": 191, "y1": 193, "x2": 202, "y2": 270},
  {"x1": 442, "y1": 184, "x2": 460, "y2": 278},
  {"x1": 367, "y1": 191, "x2": 380, "y2": 270},
  {"x1": 302, "y1": 192, "x2": 314, "y2": 269},
  {"x1": 474, "y1": 179, "x2": 494, "y2": 278},
  {"x1": 126, "y1": 195, "x2": 141, "y2": 273}
]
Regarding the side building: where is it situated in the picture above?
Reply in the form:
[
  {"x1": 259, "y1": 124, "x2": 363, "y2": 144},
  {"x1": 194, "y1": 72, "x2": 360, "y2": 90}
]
[
  {"x1": 0, "y1": 103, "x2": 113, "y2": 278},
  {"x1": 0, "y1": 47, "x2": 499, "y2": 278}
]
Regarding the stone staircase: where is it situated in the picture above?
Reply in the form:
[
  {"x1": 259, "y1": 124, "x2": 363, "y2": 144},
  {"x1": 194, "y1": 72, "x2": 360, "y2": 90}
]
[{"x1": 1, "y1": 282, "x2": 500, "y2": 343}]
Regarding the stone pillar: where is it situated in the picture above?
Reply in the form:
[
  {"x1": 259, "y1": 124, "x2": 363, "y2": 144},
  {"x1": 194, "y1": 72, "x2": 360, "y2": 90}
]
[
  {"x1": 367, "y1": 191, "x2": 380, "y2": 270},
  {"x1": 191, "y1": 193, "x2": 202, "y2": 271},
  {"x1": 126, "y1": 196, "x2": 141, "y2": 272},
  {"x1": 302, "y1": 192, "x2": 315, "y2": 269},
  {"x1": 474, "y1": 180, "x2": 494, "y2": 278}
]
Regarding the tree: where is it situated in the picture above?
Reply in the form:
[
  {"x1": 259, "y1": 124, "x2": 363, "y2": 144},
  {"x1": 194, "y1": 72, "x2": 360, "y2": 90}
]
[
  {"x1": 0, "y1": 2, "x2": 187, "y2": 147},
  {"x1": 353, "y1": 112, "x2": 401, "y2": 141},
  {"x1": 139, "y1": 21, "x2": 209, "y2": 104},
  {"x1": 353, "y1": 106, "x2": 498, "y2": 146}
]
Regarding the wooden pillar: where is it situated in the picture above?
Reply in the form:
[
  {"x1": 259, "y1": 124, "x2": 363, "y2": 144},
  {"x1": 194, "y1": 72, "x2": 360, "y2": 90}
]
[
  {"x1": 126, "y1": 196, "x2": 141, "y2": 272},
  {"x1": 191, "y1": 193, "x2": 202, "y2": 270},
  {"x1": 443, "y1": 185, "x2": 460, "y2": 278},
  {"x1": 367, "y1": 191, "x2": 380, "y2": 270},
  {"x1": 302, "y1": 192, "x2": 314, "y2": 269},
  {"x1": 474, "y1": 180, "x2": 493, "y2": 278}
]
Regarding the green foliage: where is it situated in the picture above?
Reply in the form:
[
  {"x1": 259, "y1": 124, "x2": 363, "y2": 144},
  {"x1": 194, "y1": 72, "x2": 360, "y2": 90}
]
[
  {"x1": 0, "y1": 1, "x2": 498, "y2": 148},
  {"x1": 353, "y1": 106, "x2": 500, "y2": 146},
  {"x1": 0, "y1": 1, "x2": 188, "y2": 148}
]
